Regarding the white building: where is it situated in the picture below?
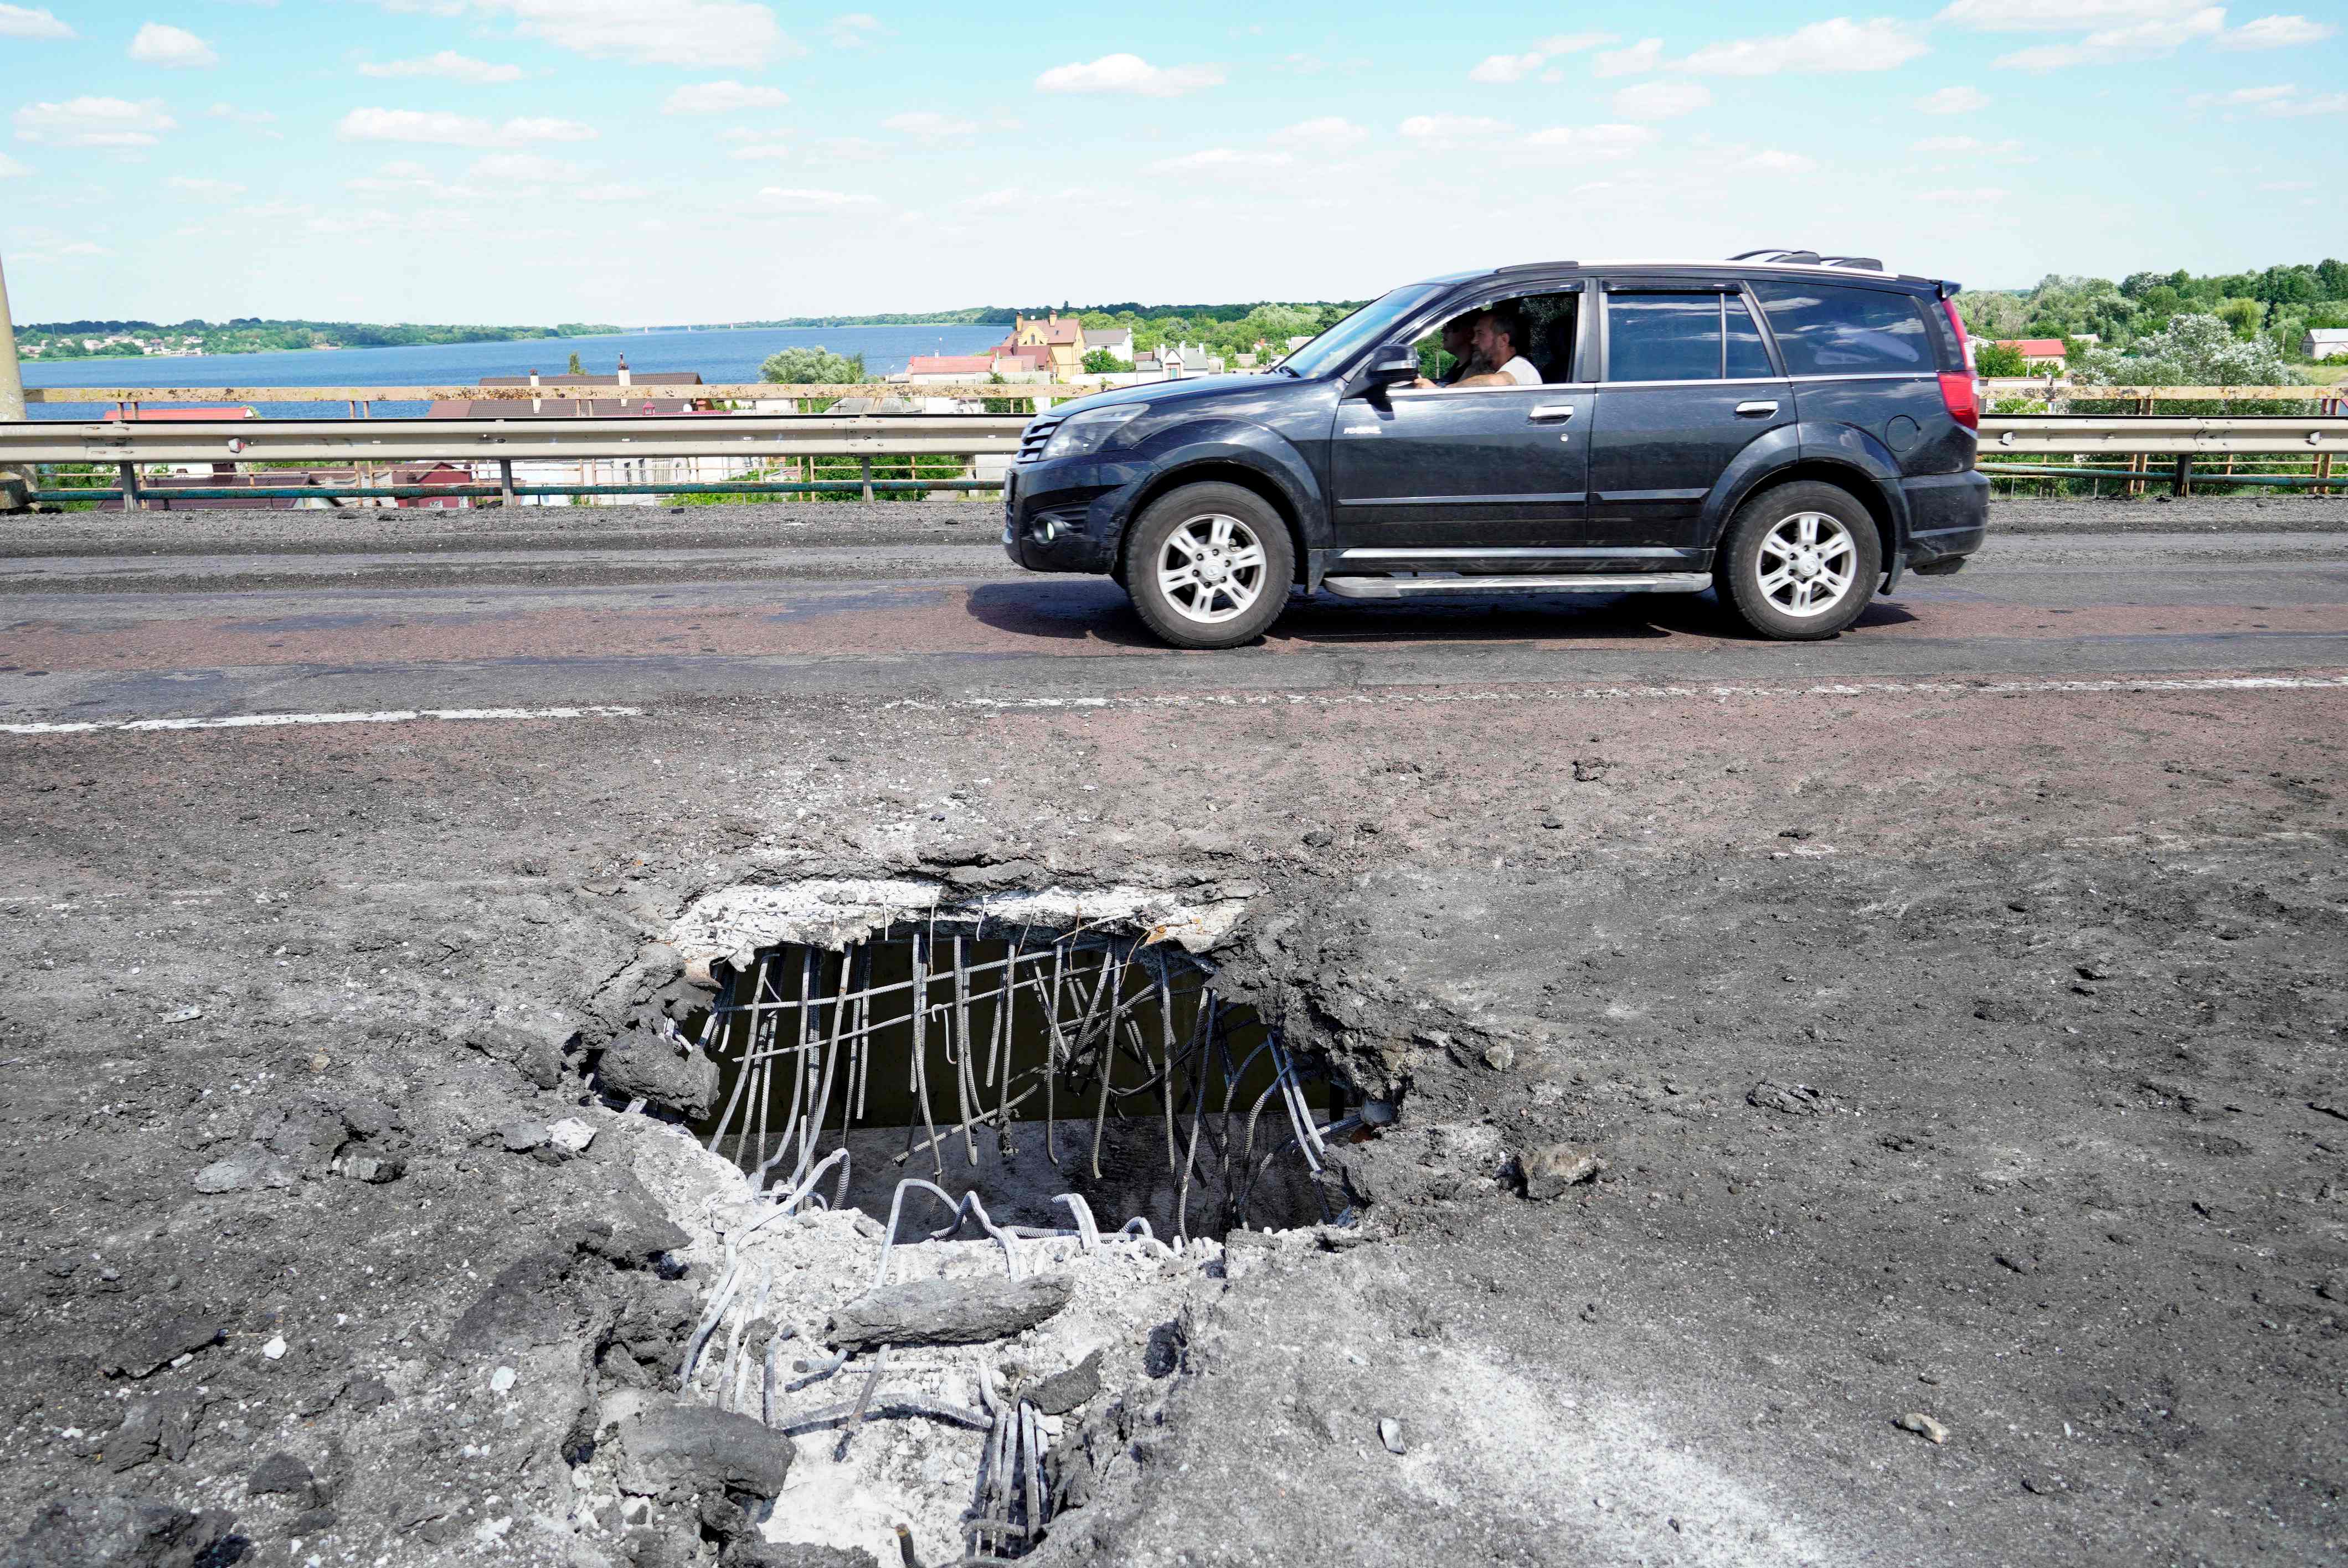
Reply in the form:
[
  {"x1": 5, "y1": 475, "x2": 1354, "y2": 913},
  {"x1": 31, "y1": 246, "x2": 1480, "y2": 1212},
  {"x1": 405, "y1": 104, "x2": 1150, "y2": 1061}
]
[
  {"x1": 2305, "y1": 328, "x2": 2348, "y2": 362},
  {"x1": 1083, "y1": 327, "x2": 1134, "y2": 364}
]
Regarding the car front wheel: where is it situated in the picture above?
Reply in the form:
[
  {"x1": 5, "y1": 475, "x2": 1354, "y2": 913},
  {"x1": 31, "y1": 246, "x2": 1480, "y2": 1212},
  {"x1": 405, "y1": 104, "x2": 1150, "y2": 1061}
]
[
  {"x1": 1716, "y1": 481, "x2": 1882, "y2": 641},
  {"x1": 1123, "y1": 482, "x2": 1295, "y2": 649}
]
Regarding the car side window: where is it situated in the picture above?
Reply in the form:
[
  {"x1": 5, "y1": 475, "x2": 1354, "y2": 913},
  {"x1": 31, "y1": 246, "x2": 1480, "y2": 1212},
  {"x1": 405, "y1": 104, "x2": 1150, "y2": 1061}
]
[
  {"x1": 1606, "y1": 292, "x2": 1722, "y2": 382},
  {"x1": 1750, "y1": 281, "x2": 1932, "y2": 375},
  {"x1": 1726, "y1": 297, "x2": 1774, "y2": 378}
]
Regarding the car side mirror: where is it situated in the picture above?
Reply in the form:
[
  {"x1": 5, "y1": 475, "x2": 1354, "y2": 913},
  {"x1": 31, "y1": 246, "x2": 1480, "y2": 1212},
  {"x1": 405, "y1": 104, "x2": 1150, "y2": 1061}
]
[{"x1": 1363, "y1": 346, "x2": 1419, "y2": 390}]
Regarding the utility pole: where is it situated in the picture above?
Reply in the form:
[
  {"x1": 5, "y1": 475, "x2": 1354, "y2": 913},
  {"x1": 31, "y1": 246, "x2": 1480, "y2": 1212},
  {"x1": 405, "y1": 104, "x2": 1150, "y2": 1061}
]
[{"x1": 0, "y1": 246, "x2": 27, "y2": 511}]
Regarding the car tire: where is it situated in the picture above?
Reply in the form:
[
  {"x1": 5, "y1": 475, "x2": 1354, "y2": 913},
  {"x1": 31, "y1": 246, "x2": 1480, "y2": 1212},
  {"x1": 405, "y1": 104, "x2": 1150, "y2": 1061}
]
[
  {"x1": 1715, "y1": 481, "x2": 1883, "y2": 641},
  {"x1": 1122, "y1": 483, "x2": 1295, "y2": 649}
]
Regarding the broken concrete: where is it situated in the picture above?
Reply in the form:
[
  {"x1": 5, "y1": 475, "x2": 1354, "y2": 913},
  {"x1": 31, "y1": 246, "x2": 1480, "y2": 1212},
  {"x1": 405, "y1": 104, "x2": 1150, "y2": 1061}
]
[{"x1": 826, "y1": 1274, "x2": 1075, "y2": 1351}]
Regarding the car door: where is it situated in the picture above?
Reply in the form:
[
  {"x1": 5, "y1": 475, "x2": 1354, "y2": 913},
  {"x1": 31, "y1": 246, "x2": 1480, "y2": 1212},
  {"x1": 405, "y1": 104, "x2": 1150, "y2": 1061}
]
[
  {"x1": 1326, "y1": 288, "x2": 1589, "y2": 564},
  {"x1": 1587, "y1": 280, "x2": 1794, "y2": 559}
]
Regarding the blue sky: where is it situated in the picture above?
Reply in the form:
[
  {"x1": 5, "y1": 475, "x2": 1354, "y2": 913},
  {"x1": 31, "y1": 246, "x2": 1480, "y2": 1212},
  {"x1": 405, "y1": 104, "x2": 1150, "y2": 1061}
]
[{"x1": 2, "y1": 1, "x2": 2342, "y2": 324}]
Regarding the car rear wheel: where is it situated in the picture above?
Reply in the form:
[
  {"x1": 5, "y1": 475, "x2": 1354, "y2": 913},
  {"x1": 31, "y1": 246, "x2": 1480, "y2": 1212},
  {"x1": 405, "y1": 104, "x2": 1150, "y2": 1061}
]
[
  {"x1": 1716, "y1": 481, "x2": 1882, "y2": 641},
  {"x1": 1124, "y1": 483, "x2": 1295, "y2": 649}
]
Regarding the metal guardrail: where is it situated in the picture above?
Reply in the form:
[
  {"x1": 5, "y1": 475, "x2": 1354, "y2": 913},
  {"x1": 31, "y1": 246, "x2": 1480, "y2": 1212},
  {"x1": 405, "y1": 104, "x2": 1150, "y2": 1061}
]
[
  {"x1": 21, "y1": 382, "x2": 1105, "y2": 406},
  {"x1": 6, "y1": 410, "x2": 2342, "y2": 508},
  {"x1": 0, "y1": 414, "x2": 1029, "y2": 465}
]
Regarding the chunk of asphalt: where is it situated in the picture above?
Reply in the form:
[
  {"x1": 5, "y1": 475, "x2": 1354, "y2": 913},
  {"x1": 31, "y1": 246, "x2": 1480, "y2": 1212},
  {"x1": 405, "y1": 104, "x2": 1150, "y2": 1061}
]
[
  {"x1": 102, "y1": 1316, "x2": 222, "y2": 1379},
  {"x1": 189, "y1": 1144, "x2": 295, "y2": 1195},
  {"x1": 0, "y1": 1493, "x2": 236, "y2": 1568},
  {"x1": 1520, "y1": 1143, "x2": 1605, "y2": 1201},
  {"x1": 500, "y1": 1122, "x2": 548, "y2": 1154},
  {"x1": 825, "y1": 1275, "x2": 1074, "y2": 1352},
  {"x1": 246, "y1": 1452, "x2": 316, "y2": 1502},
  {"x1": 615, "y1": 1403, "x2": 795, "y2": 1504},
  {"x1": 1021, "y1": 1348, "x2": 1102, "y2": 1415}
]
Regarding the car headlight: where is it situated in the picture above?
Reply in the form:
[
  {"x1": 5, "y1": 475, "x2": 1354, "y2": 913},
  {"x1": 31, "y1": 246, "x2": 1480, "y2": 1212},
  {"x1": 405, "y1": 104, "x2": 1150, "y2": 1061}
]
[{"x1": 1039, "y1": 404, "x2": 1147, "y2": 461}]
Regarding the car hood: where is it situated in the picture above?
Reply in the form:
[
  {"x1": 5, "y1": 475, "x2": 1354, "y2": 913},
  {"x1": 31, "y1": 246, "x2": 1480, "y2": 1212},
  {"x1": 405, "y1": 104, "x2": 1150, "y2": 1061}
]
[{"x1": 1046, "y1": 374, "x2": 1280, "y2": 416}]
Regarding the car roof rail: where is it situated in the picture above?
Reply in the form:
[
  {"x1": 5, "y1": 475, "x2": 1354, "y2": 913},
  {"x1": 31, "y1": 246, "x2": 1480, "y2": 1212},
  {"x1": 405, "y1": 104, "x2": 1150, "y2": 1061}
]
[
  {"x1": 1494, "y1": 259, "x2": 1580, "y2": 274},
  {"x1": 1727, "y1": 248, "x2": 1821, "y2": 265},
  {"x1": 1819, "y1": 255, "x2": 1886, "y2": 271}
]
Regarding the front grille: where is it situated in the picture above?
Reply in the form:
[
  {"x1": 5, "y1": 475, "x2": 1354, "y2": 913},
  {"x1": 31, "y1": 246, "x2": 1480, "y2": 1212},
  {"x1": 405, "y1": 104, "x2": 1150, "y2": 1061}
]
[{"x1": 1015, "y1": 416, "x2": 1062, "y2": 465}]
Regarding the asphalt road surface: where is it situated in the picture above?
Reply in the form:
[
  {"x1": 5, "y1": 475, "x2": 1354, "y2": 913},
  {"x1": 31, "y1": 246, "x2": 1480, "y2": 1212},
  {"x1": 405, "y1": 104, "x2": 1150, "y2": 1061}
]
[
  {"x1": 3, "y1": 498, "x2": 2344, "y2": 1568},
  {"x1": 4, "y1": 501, "x2": 2346, "y2": 724}
]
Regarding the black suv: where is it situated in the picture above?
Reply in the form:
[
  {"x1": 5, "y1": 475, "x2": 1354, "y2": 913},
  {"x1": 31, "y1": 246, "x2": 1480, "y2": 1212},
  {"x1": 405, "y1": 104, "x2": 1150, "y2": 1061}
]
[{"x1": 1001, "y1": 251, "x2": 1987, "y2": 649}]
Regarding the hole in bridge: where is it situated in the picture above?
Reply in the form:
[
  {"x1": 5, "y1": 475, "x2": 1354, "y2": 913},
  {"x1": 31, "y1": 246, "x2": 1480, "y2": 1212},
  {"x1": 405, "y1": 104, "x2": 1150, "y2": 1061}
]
[{"x1": 687, "y1": 922, "x2": 1350, "y2": 1240}]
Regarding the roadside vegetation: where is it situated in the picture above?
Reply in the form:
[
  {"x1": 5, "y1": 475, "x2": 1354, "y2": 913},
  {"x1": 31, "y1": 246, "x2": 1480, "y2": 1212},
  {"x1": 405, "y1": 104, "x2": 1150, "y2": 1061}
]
[{"x1": 19, "y1": 317, "x2": 617, "y2": 359}]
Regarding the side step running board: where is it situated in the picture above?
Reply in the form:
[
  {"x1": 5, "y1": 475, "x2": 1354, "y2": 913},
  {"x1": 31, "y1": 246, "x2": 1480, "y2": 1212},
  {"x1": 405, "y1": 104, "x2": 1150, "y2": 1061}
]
[{"x1": 1321, "y1": 572, "x2": 1713, "y2": 599}]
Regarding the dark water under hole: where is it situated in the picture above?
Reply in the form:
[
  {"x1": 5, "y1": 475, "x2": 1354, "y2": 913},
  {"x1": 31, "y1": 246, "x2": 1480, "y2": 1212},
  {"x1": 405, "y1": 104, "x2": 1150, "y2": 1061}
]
[{"x1": 684, "y1": 927, "x2": 1345, "y2": 1237}]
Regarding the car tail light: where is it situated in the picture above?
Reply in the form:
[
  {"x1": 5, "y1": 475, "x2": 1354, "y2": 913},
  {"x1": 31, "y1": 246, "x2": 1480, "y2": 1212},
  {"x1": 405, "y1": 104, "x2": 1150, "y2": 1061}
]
[
  {"x1": 1940, "y1": 296, "x2": 1975, "y2": 374},
  {"x1": 1939, "y1": 373, "x2": 1979, "y2": 431}
]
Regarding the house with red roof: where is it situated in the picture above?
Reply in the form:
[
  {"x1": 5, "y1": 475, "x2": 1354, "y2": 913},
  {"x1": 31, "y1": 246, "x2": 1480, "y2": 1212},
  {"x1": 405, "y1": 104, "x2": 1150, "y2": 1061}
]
[{"x1": 1995, "y1": 338, "x2": 2067, "y2": 368}]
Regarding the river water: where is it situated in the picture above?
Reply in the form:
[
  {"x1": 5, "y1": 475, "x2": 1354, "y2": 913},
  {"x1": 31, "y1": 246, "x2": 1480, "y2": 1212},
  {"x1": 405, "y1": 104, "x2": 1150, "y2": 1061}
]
[{"x1": 19, "y1": 323, "x2": 1008, "y2": 420}]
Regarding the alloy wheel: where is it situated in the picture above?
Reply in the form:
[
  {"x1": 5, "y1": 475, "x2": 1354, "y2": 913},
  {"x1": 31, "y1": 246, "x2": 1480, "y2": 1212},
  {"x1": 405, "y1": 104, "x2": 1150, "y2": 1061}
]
[
  {"x1": 1757, "y1": 511, "x2": 1857, "y2": 618},
  {"x1": 1156, "y1": 513, "x2": 1268, "y2": 625}
]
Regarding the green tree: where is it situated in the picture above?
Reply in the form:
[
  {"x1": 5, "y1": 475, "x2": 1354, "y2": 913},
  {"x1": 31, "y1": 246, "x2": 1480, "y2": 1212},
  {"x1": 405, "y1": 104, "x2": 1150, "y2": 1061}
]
[
  {"x1": 1081, "y1": 348, "x2": 1121, "y2": 374},
  {"x1": 567, "y1": 351, "x2": 583, "y2": 375},
  {"x1": 2072, "y1": 313, "x2": 2300, "y2": 409},
  {"x1": 1973, "y1": 341, "x2": 2028, "y2": 376},
  {"x1": 2213, "y1": 298, "x2": 2263, "y2": 338},
  {"x1": 759, "y1": 345, "x2": 870, "y2": 385}
]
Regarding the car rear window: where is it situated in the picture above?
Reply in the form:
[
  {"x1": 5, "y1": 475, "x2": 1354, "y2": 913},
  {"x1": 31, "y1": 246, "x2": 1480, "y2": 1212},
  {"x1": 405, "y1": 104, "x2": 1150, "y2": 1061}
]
[{"x1": 1750, "y1": 282, "x2": 1933, "y2": 375}]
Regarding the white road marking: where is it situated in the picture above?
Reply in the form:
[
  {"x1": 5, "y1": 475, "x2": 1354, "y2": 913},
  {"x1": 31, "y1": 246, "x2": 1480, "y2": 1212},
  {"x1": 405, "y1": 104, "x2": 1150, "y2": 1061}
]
[
  {"x1": 887, "y1": 672, "x2": 2348, "y2": 713},
  {"x1": 0, "y1": 705, "x2": 642, "y2": 736}
]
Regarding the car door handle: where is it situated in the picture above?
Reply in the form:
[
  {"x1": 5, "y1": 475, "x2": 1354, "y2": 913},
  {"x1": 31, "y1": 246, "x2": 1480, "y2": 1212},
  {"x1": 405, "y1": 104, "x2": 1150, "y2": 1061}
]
[
  {"x1": 1527, "y1": 404, "x2": 1577, "y2": 422},
  {"x1": 1734, "y1": 400, "x2": 1779, "y2": 417}
]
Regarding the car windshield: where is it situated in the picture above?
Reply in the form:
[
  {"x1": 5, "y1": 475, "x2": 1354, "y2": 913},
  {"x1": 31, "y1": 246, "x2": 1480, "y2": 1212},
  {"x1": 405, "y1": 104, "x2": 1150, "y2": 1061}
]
[{"x1": 1274, "y1": 285, "x2": 1445, "y2": 378}]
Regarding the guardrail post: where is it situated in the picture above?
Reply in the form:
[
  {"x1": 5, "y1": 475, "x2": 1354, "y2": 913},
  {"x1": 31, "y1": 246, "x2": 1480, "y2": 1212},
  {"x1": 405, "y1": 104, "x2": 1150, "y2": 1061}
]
[
  {"x1": 0, "y1": 246, "x2": 28, "y2": 513},
  {"x1": 118, "y1": 462, "x2": 143, "y2": 512},
  {"x1": 2172, "y1": 455, "x2": 2190, "y2": 498},
  {"x1": 498, "y1": 458, "x2": 516, "y2": 508},
  {"x1": 859, "y1": 456, "x2": 873, "y2": 503}
]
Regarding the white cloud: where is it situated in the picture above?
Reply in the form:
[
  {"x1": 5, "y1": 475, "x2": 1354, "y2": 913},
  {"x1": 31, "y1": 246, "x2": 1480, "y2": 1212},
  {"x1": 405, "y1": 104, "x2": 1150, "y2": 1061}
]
[
  {"x1": 2188, "y1": 82, "x2": 2296, "y2": 104},
  {"x1": 1270, "y1": 116, "x2": 1369, "y2": 149},
  {"x1": 1990, "y1": 6, "x2": 2305, "y2": 65},
  {"x1": 358, "y1": 51, "x2": 524, "y2": 82},
  {"x1": 1470, "y1": 52, "x2": 1545, "y2": 83},
  {"x1": 1533, "y1": 32, "x2": 1618, "y2": 54},
  {"x1": 1679, "y1": 18, "x2": 1928, "y2": 75},
  {"x1": 166, "y1": 174, "x2": 246, "y2": 197},
  {"x1": 336, "y1": 107, "x2": 596, "y2": 145},
  {"x1": 59, "y1": 241, "x2": 111, "y2": 256},
  {"x1": 1920, "y1": 185, "x2": 2010, "y2": 202},
  {"x1": 468, "y1": 151, "x2": 584, "y2": 183},
  {"x1": 1737, "y1": 148, "x2": 1819, "y2": 174},
  {"x1": 1148, "y1": 147, "x2": 1293, "y2": 172},
  {"x1": 208, "y1": 103, "x2": 276, "y2": 124},
  {"x1": 1399, "y1": 114, "x2": 1512, "y2": 146},
  {"x1": 1611, "y1": 80, "x2": 1711, "y2": 119},
  {"x1": 343, "y1": 158, "x2": 452, "y2": 195},
  {"x1": 1937, "y1": 0, "x2": 2206, "y2": 28},
  {"x1": 805, "y1": 135, "x2": 885, "y2": 163},
  {"x1": 0, "y1": 153, "x2": 30, "y2": 177},
  {"x1": 0, "y1": 4, "x2": 72, "y2": 39},
  {"x1": 729, "y1": 142, "x2": 792, "y2": 160},
  {"x1": 757, "y1": 185, "x2": 879, "y2": 211},
  {"x1": 1473, "y1": 30, "x2": 1618, "y2": 81},
  {"x1": 2218, "y1": 14, "x2": 2335, "y2": 48},
  {"x1": 1917, "y1": 84, "x2": 1990, "y2": 112},
  {"x1": 2252, "y1": 89, "x2": 2348, "y2": 115},
  {"x1": 418, "y1": 0, "x2": 799, "y2": 69},
  {"x1": 827, "y1": 12, "x2": 880, "y2": 47},
  {"x1": 1034, "y1": 53, "x2": 1224, "y2": 96},
  {"x1": 14, "y1": 97, "x2": 178, "y2": 147},
  {"x1": 1521, "y1": 123, "x2": 1655, "y2": 158},
  {"x1": 883, "y1": 110, "x2": 976, "y2": 140},
  {"x1": 1594, "y1": 37, "x2": 1662, "y2": 76},
  {"x1": 129, "y1": 22, "x2": 218, "y2": 67},
  {"x1": 663, "y1": 80, "x2": 789, "y2": 114}
]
